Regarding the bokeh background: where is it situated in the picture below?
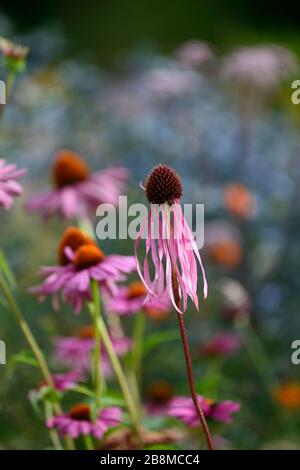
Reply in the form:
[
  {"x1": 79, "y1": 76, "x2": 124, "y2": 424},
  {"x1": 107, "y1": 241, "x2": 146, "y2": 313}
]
[{"x1": 1, "y1": 1, "x2": 300, "y2": 449}]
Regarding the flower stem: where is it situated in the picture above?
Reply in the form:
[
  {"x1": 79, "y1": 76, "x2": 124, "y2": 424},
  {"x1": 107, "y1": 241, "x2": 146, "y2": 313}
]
[
  {"x1": 129, "y1": 311, "x2": 146, "y2": 406},
  {"x1": 92, "y1": 301, "x2": 142, "y2": 442},
  {"x1": 83, "y1": 434, "x2": 94, "y2": 450},
  {"x1": 0, "y1": 273, "x2": 75, "y2": 450},
  {"x1": 45, "y1": 402, "x2": 63, "y2": 450},
  {"x1": 171, "y1": 268, "x2": 214, "y2": 450},
  {"x1": 91, "y1": 280, "x2": 102, "y2": 411},
  {"x1": 0, "y1": 273, "x2": 55, "y2": 388}
]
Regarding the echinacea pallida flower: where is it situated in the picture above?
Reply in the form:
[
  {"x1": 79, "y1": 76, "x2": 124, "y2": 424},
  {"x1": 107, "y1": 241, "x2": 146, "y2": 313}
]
[
  {"x1": 27, "y1": 149, "x2": 128, "y2": 219},
  {"x1": 0, "y1": 159, "x2": 26, "y2": 210},
  {"x1": 47, "y1": 403, "x2": 121, "y2": 439},
  {"x1": 135, "y1": 164, "x2": 207, "y2": 313},
  {"x1": 104, "y1": 280, "x2": 171, "y2": 316},
  {"x1": 168, "y1": 395, "x2": 240, "y2": 426},
  {"x1": 30, "y1": 227, "x2": 136, "y2": 313},
  {"x1": 55, "y1": 324, "x2": 132, "y2": 377},
  {"x1": 200, "y1": 332, "x2": 242, "y2": 358}
]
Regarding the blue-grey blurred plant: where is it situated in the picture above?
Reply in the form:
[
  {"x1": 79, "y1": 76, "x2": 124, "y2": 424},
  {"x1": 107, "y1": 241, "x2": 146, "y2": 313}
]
[{"x1": 1, "y1": 13, "x2": 300, "y2": 450}]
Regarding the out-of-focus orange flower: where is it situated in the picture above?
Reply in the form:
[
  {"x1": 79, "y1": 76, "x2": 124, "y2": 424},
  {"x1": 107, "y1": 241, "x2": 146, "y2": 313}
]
[
  {"x1": 145, "y1": 306, "x2": 170, "y2": 322},
  {"x1": 208, "y1": 240, "x2": 242, "y2": 268},
  {"x1": 224, "y1": 183, "x2": 255, "y2": 218},
  {"x1": 273, "y1": 383, "x2": 300, "y2": 410}
]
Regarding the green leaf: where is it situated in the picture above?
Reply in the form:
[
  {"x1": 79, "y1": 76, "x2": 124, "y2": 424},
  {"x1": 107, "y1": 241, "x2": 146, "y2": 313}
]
[
  {"x1": 39, "y1": 386, "x2": 62, "y2": 404},
  {"x1": 69, "y1": 385, "x2": 94, "y2": 398},
  {"x1": 9, "y1": 350, "x2": 39, "y2": 368},
  {"x1": 101, "y1": 395, "x2": 126, "y2": 407},
  {"x1": 143, "y1": 329, "x2": 178, "y2": 355},
  {"x1": 0, "y1": 249, "x2": 16, "y2": 289}
]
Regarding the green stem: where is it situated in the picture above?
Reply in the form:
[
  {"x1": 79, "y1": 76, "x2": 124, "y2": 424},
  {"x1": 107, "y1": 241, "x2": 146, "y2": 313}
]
[
  {"x1": 0, "y1": 273, "x2": 55, "y2": 388},
  {"x1": 90, "y1": 280, "x2": 102, "y2": 411},
  {"x1": 91, "y1": 302, "x2": 142, "y2": 442},
  {"x1": 0, "y1": 273, "x2": 75, "y2": 450},
  {"x1": 45, "y1": 402, "x2": 63, "y2": 450},
  {"x1": 6, "y1": 72, "x2": 16, "y2": 97},
  {"x1": 129, "y1": 312, "x2": 146, "y2": 408},
  {"x1": 234, "y1": 317, "x2": 286, "y2": 431},
  {"x1": 131, "y1": 312, "x2": 146, "y2": 382},
  {"x1": 234, "y1": 317, "x2": 278, "y2": 393},
  {"x1": 83, "y1": 434, "x2": 94, "y2": 450}
]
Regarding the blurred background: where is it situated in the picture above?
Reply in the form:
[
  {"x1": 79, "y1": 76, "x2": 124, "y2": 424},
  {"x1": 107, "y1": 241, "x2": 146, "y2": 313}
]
[{"x1": 1, "y1": 0, "x2": 300, "y2": 450}]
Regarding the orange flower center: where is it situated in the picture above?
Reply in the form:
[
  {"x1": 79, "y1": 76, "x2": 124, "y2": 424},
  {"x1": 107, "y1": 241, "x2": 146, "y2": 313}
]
[
  {"x1": 75, "y1": 324, "x2": 95, "y2": 339},
  {"x1": 68, "y1": 404, "x2": 91, "y2": 421},
  {"x1": 127, "y1": 281, "x2": 147, "y2": 299},
  {"x1": 52, "y1": 150, "x2": 90, "y2": 188},
  {"x1": 74, "y1": 245, "x2": 105, "y2": 270},
  {"x1": 58, "y1": 227, "x2": 96, "y2": 265},
  {"x1": 147, "y1": 381, "x2": 174, "y2": 405}
]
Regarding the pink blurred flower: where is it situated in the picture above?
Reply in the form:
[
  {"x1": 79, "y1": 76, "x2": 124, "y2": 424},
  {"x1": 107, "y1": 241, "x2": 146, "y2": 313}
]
[
  {"x1": 200, "y1": 332, "x2": 242, "y2": 358},
  {"x1": 168, "y1": 395, "x2": 240, "y2": 426},
  {"x1": 47, "y1": 404, "x2": 121, "y2": 439},
  {"x1": 135, "y1": 165, "x2": 207, "y2": 313},
  {"x1": 27, "y1": 150, "x2": 128, "y2": 219},
  {"x1": 168, "y1": 396, "x2": 211, "y2": 427},
  {"x1": 30, "y1": 227, "x2": 136, "y2": 313},
  {"x1": 210, "y1": 401, "x2": 241, "y2": 424},
  {"x1": 176, "y1": 40, "x2": 214, "y2": 69},
  {"x1": 104, "y1": 280, "x2": 171, "y2": 316},
  {"x1": 221, "y1": 45, "x2": 297, "y2": 91},
  {"x1": 30, "y1": 369, "x2": 84, "y2": 395},
  {"x1": 0, "y1": 159, "x2": 26, "y2": 210},
  {"x1": 142, "y1": 68, "x2": 199, "y2": 96},
  {"x1": 55, "y1": 325, "x2": 132, "y2": 377},
  {"x1": 0, "y1": 37, "x2": 29, "y2": 60},
  {"x1": 146, "y1": 380, "x2": 175, "y2": 416}
]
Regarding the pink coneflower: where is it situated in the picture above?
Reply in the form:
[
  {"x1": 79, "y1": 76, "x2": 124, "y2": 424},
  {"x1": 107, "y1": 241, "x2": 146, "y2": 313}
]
[
  {"x1": 210, "y1": 401, "x2": 241, "y2": 423},
  {"x1": 135, "y1": 165, "x2": 212, "y2": 450},
  {"x1": 146, "y1": 380, "x2": 175, "y2": 416},
  {"x1": 168, "y1": 395, "x2": 240, "y2": 426},
  {"x1": 105, "y1": 280, "x2": 171, "y2": 317},
  {"x1": 168, "y1": 396, "x2": 211, "y2": 427},
  {"x1": 0, "y1": 159, "x2": 26, "y2": 210},
  {"x1": 176, "y1": 40, "x2": 214, "y2": 69},
  {"x1": 47, "y1": 404, "x2": 122, "y2": 439},
  {"x1": 55, "y1": 324, "x2": 132, "y2": 376},
  {"x1": 29, "y1": 370, "x2": 84, "y2": 398},
  {"x1": 200, "y1": 332, "x2": 242, "y2": 359},
  {"x1": 30, "y1": 227, "x2": 136, "y2": 313},
  {"x1": 135, "y1": 164, "x2": 207, "y2": 314},
  {"x1": 27, "y1": 150, "x2": 128, "y2": 219}
]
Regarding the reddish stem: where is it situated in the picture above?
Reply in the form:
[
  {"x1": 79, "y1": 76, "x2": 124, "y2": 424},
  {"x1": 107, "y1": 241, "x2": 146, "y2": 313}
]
[{"x1": 172, "y1": 269, "x2": 214, "y2": 450}]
